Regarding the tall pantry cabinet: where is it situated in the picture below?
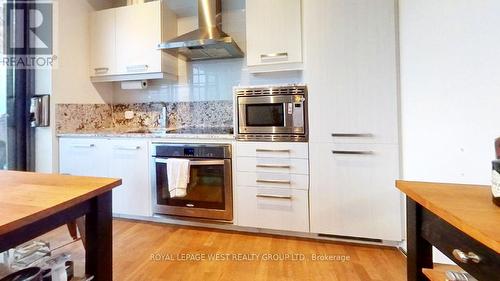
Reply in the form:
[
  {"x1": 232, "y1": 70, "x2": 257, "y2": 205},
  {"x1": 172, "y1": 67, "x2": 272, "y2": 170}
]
[{"x1": 304, "y1": 0, "x2": 403, "y2": 241}]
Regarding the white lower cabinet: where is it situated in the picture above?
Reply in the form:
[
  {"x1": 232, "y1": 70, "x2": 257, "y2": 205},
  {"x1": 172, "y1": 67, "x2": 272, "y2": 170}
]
[
  {"x1": 309, "y1": 143, "x2": 403, "y2": 241},
  {"x1": 59, "y1": 138, "x2": 151, "y2": 218},
  {"x1": 59, "y1": 138, "x2": 109, "y2": 177},
  {"x1": 236, "y1": 187, "x2": 309, "y2": 232},
  {"x1": 108, "y1": 139, "x2": 151, "y2": 217},
  {"x1": 235, "y1": 142, "x2": 310, "y2": 232}
]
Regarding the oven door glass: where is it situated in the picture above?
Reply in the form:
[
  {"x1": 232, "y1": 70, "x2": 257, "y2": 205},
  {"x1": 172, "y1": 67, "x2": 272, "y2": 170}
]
[
  {"x1": 245, "y1": 104, "x2": 285, "y2": 127},
  {"x1": 155, "y1": 159, "x2": 227, "y2": 210}
]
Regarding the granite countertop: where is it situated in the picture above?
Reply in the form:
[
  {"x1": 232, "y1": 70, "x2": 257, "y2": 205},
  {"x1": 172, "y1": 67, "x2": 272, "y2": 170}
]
[{"x1": 57, "y1": 127, "x2": 236, "y2": 140}]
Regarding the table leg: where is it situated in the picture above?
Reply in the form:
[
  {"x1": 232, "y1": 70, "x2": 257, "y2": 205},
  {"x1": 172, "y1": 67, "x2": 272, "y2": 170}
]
[
  {"x1": 407, "y1": 198, "x2": 433, "y2": 281},
  {"x1": 85, "y1": 191, "x2": 112, "y2": 281}
]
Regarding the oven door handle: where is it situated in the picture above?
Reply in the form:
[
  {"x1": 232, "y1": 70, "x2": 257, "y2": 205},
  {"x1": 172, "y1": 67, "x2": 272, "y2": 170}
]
[{"x1": 154, "y1": 158, "x2": 226, "y2": 166}]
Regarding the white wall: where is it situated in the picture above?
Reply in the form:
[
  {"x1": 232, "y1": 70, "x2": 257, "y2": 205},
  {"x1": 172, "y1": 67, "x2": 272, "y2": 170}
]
[{"x1": 399, "y1": 0, "x2": 500, "y2": 262}]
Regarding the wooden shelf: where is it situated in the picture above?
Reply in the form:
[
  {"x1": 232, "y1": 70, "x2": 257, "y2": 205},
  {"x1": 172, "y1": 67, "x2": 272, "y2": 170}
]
[{"x1": 422, "y1": 264, "x2": 464, "y2": 281}]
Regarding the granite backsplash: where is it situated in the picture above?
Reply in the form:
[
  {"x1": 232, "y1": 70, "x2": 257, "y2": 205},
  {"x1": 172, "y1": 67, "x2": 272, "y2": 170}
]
[{"x1": 56, "y1": 101, "x2": 233, "y2": 133}]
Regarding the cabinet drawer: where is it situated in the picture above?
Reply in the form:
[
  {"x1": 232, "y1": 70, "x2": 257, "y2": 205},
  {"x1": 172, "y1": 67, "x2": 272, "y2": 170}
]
[
  {"x1": 237, "y1": 157, "x2": 309, "y2": 175},
  {"x1": 236, "y1": 172, "x2": 309, "y2": 190},
  {"x1": 421, "y1": 209, "x2": 500, "y2": 281},
  {"x1": 59, "y1": 138, "x2": 109, "y2": 177},
  {"x1": 236, "y1": 187, "x2": 309, "y2": 232},
  {"x1": 236, "y1": 142, "x2": 308, "y2": 159}
]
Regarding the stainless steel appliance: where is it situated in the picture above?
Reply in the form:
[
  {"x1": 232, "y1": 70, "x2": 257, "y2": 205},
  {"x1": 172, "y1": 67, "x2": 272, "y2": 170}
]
[
  {"x1": 158, "y1": 0, "x2": 244, "y2": 61},
  {"x1": 151, "y1": 143, "x2": 233, "y2": 221},
  {"x1": 29, "y1": 95, "x2": 50, "y2": 128},
  {"x1": 235, "y1": 85, "x2": 308, "y2": 142}
]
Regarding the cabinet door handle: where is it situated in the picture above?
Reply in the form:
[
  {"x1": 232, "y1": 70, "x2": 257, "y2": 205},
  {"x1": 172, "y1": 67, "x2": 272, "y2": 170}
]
[
  {"x1": 72, "y1": 144, "x2": 95, "y2": 148},
  {"x1": 256, "y1": 164, "x2": 291, "y2": 169},
  {"x1": 256, "y1": 149, "x2": 291, "y2": 153},
  {"x1": 332, "y1": 150, "x2": 373, "y2": 155},
  {"x1": 452, "y1": 249, "x2": 481, "y2": 264},
  {"x1": 256, "y1": 179, "x2": 291, "y2": 185},
  {"x1": 256, "y1": 194, "x2": 293, "y2": 200},
  {"x1": 94, "y1": 67, "x2": 109, "y2": 74},
  {"x1": 126, "y1": 64, "x2": 149, "y2": 72},
  {"x1": 331, "y1": 133, "x2": 373, "y2": 138},
  {"x1": 114, "y1": 146, "x2": 141, "y2": 151},
  {"x1": 260, "y1": 52, "x2": 289, "y2": 62}
]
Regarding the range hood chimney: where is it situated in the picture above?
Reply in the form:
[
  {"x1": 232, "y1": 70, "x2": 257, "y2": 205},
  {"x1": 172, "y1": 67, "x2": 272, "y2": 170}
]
[{"x1": 158, "y1": 0, "x2": 244, "y2": 61}]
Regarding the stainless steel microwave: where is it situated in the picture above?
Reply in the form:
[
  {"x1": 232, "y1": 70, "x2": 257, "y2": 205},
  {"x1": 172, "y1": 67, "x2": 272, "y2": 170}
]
[{"x1": 235, "y1": 85, "x2": 308, "y2": 142}]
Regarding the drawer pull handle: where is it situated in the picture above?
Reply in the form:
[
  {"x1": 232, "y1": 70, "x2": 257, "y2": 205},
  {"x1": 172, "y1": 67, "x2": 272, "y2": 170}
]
[
  {"x1": 256, "y1": 164, "x2": 291, "y2": 169},
  {"x1": 94, "y1": 67, "x2": 109, "y2": 74},
  {"x1": 72, "y1": 144, "x2": 95, "y2": 148},
  {"x1": 256, "y1": 179, "x2": 291, "y2": 185},
  {"x1": 332, "y1": 150, "x2": 373, "y2": 155},
  {"x1": 331, "y1": 133, "x2": 373, "y2": 138},
  {"x1": 256, "y1": 149, "x2": 291, "y2": 153},
  {"x1": 452, "y1": 249, "x2": 481, "y2": 264},
  {"x1": 256, "y1": 194, "x2": 292, "y2": 200},
  {"x1": 126, "y1": 64, "x2": 149, "y2": 72},
  {"x1": 114, "y1": 146, "x2": 141, "y2": 151},
  {"x1": 260, "y1": 52, "x2": 289, "y2": 62}
]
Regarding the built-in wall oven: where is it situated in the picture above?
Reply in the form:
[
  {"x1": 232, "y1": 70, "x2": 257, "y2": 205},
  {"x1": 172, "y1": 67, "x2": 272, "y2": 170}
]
[
  {"x1": 235, "y1": 85, "x2": 308, "y2": 142},
  {"x1": 151, "y1": 143, "x2": 233, "y2": 221}
]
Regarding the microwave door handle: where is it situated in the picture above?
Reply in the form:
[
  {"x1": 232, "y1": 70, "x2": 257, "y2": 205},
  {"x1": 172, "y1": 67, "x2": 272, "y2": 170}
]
[{"x1": 283, "y1": 103, "x2": 289, "y2": 127}]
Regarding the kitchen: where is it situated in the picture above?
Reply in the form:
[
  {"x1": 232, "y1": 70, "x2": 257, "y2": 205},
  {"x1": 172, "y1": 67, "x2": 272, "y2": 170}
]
[{"x1": 0, "y1": 0, "x2": 499, "y2": 281}]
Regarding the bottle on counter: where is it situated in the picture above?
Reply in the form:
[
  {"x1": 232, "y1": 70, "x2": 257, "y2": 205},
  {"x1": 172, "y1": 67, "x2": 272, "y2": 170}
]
[{"x1": 492, "y1": 138, "x2": 500, "y2": 207}]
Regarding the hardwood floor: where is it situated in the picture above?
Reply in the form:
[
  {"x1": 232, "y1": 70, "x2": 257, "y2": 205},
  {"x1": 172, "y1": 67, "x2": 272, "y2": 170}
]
[{"x1": 41, "y1": 219, "x2": 406, "y2": 281}]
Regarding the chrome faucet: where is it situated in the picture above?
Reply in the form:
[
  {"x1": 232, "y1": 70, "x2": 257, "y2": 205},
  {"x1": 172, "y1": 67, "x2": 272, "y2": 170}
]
[{"x1": 159, "y1": 104, "x2": 168, "y2": 129}]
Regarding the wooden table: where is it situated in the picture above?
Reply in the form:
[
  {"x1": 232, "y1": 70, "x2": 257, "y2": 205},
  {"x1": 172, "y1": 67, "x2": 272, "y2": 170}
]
[
  {"x1": 0, "y1": 171, "x2": 121, "y2": 281},
  {"x1": 397, "y1": 181, "x2": 500, "y2": 281}
]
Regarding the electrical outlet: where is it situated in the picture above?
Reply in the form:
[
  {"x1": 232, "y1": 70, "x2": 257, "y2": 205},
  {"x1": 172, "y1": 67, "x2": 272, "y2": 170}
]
[{"x1": 124, "y1": 111, "x2": 134, "y2": 120}]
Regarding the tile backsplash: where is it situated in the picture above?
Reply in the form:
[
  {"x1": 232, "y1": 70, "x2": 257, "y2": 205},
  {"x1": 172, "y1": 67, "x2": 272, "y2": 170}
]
[
  {"x1": 56, "y1": 101, "x2": 233, "y2": 133},
  {"x1": 112, "y1": 59, "x2": 303, "y2": 104},
  {"x1": 56, "y1": 104, "x2": 113, "y2": 132}
]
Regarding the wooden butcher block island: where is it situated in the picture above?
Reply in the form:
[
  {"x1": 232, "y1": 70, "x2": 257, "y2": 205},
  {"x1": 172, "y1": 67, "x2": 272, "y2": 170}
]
[
  {"x1": 0, "y1": 171, "x2": 121, "y2": 281},
  {"x1": 396, "y1": 181, "x2": 500, "y2": 281}
]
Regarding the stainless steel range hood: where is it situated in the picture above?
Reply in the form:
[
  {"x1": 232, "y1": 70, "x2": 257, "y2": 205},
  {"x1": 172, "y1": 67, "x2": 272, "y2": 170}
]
[{"x1": 158, "y1": 0, "x2": 244, "y2": 61}]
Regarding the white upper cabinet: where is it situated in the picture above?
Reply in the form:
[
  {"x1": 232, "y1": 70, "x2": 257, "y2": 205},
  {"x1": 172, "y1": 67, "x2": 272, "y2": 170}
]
[
  {"x1": 304, "y1": 0, "x2": 399, "y2": 144},
  {"x1": 246, "y1": 0, "x2": 303, "y2": 73},
  {"x1": 89, "y1": 9, "x2": 116, "y2": 77},
  {"x1": 115, "y1": 2, "x2": 162, "y2": 75},
  {"x1": 90, "y1": 1, "x2": 178, "y2": 82}
]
